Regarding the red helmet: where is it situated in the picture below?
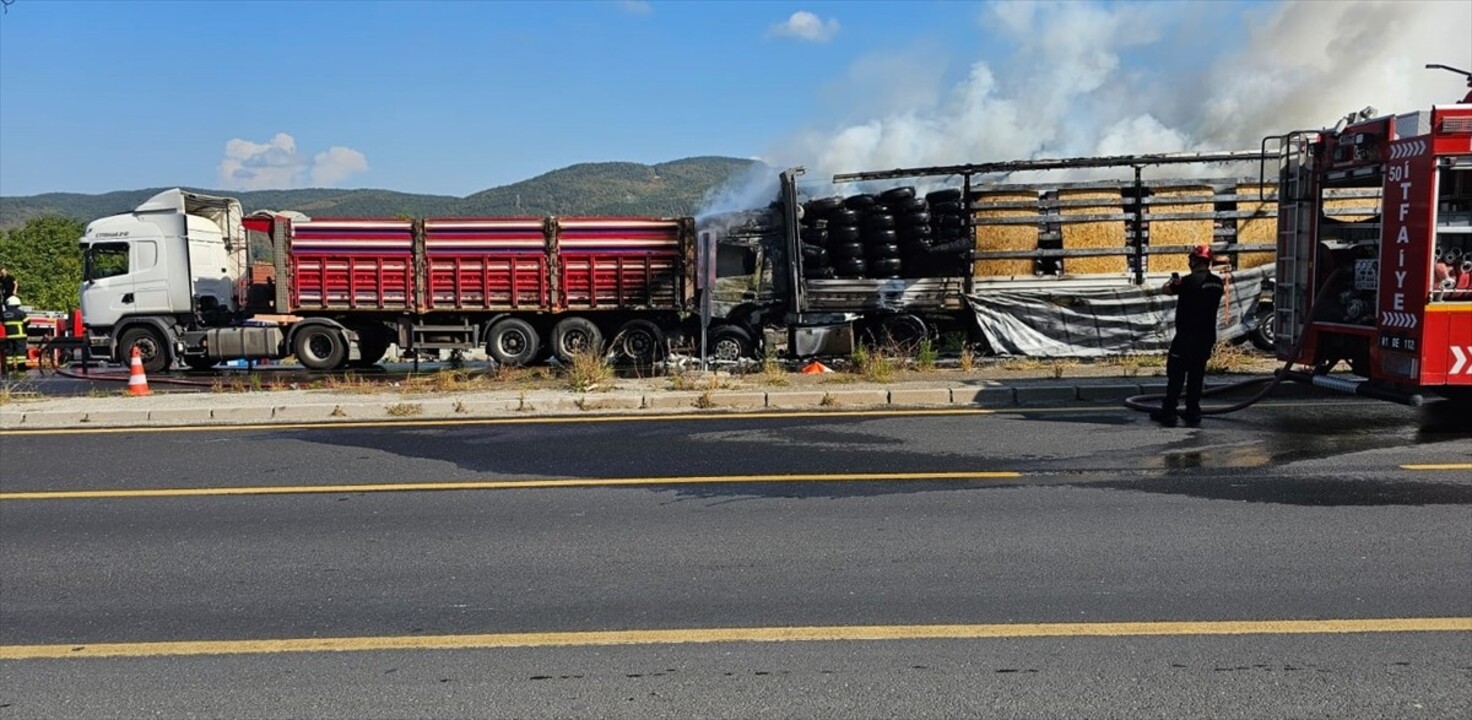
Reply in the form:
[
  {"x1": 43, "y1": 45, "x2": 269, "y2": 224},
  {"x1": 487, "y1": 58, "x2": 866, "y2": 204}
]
[{"x1": 1189, "y1": 244, "x2": 1213, "y2": 261}]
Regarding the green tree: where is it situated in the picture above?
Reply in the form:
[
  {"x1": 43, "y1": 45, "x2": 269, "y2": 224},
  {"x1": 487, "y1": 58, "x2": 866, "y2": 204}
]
[{"x1": 0, "y1": 216, "x2": 86, "y2": 310}]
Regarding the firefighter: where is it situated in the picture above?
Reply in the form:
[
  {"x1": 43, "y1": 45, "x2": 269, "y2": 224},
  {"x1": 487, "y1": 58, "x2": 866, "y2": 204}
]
[
  {"x1": 1151, "y1": 245, "x2": 1225, "y2": 427},
  {"x1": 2, "y1": 295, "x2": 27, "y2": 375}
]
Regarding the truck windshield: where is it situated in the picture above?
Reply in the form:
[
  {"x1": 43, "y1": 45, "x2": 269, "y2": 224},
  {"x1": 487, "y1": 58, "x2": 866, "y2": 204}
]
[{"x1": 85, "y1": 243, "x2": 130, "y2": 280}]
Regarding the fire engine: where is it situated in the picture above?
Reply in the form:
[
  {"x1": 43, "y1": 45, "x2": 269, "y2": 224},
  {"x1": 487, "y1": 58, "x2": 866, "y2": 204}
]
[{"x1": 1267, "y1": 64, "x2": 1472, "y2": 407}]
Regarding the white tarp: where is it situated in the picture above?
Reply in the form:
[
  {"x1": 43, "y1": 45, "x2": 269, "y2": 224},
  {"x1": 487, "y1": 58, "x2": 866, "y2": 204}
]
[{"x1": 966, "y1": 265, "x2": 1273, "y2": 357}]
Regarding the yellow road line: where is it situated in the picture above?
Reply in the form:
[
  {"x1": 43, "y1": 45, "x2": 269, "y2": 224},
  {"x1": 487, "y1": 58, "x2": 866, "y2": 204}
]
[
  {"x1": 1401, "y1": 463, "x2": 1472, "y2": 471},
  {"x1": 0, "y1": 470, "x2": 1021, "y2": 501},
  {"x1": 0, "y1": 408, "x2": 991, "y2": 437},
  {"x1": 3, "y1": 617, "x2": 1467, "y2": 660}
]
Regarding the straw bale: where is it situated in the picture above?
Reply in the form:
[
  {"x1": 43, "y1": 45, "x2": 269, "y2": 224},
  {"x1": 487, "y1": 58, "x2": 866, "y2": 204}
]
[
  {"x1": 972, "y1": 190, "x2": 1038, "y2": 277},
  {"x1": 1234, "y1": 183, "x2": 1276, "y2": 268},
  {"x1": 1323, "y1": 188, "x2": 1380, "y2": 220},
  {"x1": 1059, "y1": 189, "x2": 1126, "y2": 275},
  {"x1": 1149, "y1": 185, "x2": 1214, "y2": 273}
]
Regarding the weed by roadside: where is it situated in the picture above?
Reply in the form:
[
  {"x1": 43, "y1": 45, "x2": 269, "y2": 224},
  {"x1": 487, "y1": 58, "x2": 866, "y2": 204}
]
[
  {"x1": 385, "y1": 402, "x2": 423, "y2": 417},
  {"x1": 851, "y1": 344, "x2": 895, "y2": 384},
  {"x1": 757, "y1": 348, "x2": 790, "y2": 387},
  {"x1": 564, "y1": 349, "x2": 613, "y2": 392},
  {"x1": 1206, "y1": 342, "x2": 1258, "y2": 374},
  {"x1": 915, "y1": 339, "x2": 937, "y2": 372},
  {"x1": 958, "y1": 345, "x2": 976, "y2": 373}
]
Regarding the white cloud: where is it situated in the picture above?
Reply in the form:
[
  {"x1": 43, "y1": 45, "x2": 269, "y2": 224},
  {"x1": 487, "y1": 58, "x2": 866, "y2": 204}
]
[
  {"x1": 768, "y1": 11, "x2": 840, "y2": 42},
  {"x1": 217, "y1": 133, "x2": 369, "y2": 190},
  {"x1": 615, "y1": 0, "x2": 651, "y2": 14},
  {"x1": 310, "y1": 147, "x2": 370, "y2": 186}
]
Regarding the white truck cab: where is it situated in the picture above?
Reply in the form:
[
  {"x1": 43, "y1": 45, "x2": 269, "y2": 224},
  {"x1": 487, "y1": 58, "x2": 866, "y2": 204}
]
[{"x1": 79, "y1": 189, "x2": 246, "y2": 370}]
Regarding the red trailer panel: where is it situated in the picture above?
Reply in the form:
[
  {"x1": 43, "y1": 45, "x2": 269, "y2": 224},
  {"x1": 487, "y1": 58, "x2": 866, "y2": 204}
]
[
  {"x1": 290, "y1": 219, "x2": 414, "y2": 310},
  {"x1": 424, "y1": 219, "x2": 549, "y2": 310},
  {"x1": 556, "y1": 218, "x2": 684, "y2": 310}
]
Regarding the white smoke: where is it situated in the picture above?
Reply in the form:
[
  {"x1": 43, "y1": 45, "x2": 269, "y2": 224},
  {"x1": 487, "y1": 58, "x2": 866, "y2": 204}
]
[
  {"x1": 701, "y1": 0, "x2": 1470, "y2": 212},
  {"x1": 217, "y1": 132, "x2": 370, "y2": 190}
]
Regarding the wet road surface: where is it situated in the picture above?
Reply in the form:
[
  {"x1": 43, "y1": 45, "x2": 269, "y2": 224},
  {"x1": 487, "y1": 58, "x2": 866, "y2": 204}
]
[{"x1": 1, "y1": 400, "x2": 1469, "y2": 718}]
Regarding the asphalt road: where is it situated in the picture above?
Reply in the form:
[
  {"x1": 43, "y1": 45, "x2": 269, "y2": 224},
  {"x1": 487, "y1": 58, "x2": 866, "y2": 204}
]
[{"x1": 2, "y1": 400, "x2": 1470, "y2": 718}]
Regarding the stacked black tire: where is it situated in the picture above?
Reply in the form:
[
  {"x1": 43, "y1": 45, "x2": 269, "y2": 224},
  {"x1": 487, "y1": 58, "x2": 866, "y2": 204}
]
[
  {"x1": 799, "y1": 196, "x2": 839, "y2": 279},
  {"x1": 920, "y1": 188, "x2": 970, "y2": 277},
  {"x1": 801, "y1": 186, "x2": 970, "y2": 279}
]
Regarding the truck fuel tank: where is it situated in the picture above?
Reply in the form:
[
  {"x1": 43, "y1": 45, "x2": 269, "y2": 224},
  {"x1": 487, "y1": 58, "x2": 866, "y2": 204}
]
[{"x1": 186, "y1": 326, "x2": 285, "y2": 360}]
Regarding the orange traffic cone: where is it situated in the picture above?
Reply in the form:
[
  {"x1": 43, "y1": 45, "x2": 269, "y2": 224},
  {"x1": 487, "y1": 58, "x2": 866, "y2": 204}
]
[
  {"x1": 127, "y1": 346, "x2": 151, "y2": 396},
  {"x1": 800, "y1": 361, "x2": 833, "y2": 374}
]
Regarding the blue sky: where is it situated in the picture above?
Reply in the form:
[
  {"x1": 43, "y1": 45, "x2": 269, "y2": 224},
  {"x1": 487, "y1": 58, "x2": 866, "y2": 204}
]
[{"x1": 1, "y1": 0, "x2": 1465, "y2": 197}]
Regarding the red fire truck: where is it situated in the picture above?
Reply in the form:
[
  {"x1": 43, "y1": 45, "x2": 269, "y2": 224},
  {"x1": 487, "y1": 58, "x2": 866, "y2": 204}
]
[{"x1": 1269, "y1": 66, "x2": 1472, "y2": 407}]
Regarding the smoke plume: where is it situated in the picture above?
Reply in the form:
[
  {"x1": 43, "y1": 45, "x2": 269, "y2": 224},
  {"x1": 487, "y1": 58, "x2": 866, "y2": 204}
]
[{"x1": 701, "y1": 0, "x2": 1470, "y2": 215}]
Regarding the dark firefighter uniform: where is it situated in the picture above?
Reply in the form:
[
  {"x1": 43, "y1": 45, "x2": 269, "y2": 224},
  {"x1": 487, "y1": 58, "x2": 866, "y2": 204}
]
[
  {"x1": 2, "y1": 301, "x2": 27, "y2": 374},
  {"x1": 1155, "y1": 250, "x2": 1225, "y2": 426}
]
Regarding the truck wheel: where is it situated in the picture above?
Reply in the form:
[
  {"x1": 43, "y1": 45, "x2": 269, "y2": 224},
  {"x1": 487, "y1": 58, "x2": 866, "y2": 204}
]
[
  {"x1": 877, "y1": 314, "x2": 928, "y2": 352},
  {"x1": 615, "y1": 319, "x2": 665, "y2": 363},
  {"x1": 293, "y1": 325, "x2": 346, "y2": 371},
  {"x1": 551, "y1": 317, "x2": 604, "y2": 363},
  {"x1": 486, "y1": 318, "x2": 540, "y2": 367},
  {"x1": 709, "y1": 325, "x2": 754, "y2": 362},
  {"x1": 118, "y1": 326, "x2": 171, "y2": 374},
  {"x1": 349, "y1": 327, "x2": 393, "y2": 368},
  {"x1": 1249, "y1": 303, "x2": 1274, "y2": 352}
]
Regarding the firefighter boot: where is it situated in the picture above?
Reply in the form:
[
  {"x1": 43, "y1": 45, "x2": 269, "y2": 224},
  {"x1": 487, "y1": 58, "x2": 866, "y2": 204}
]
[{"x1": 1149, "y1": 408, "x2": 1179, "y2": 427}]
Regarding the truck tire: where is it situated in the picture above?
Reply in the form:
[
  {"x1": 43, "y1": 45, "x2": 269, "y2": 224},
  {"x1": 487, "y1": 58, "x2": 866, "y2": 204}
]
[
  {"x1": 898, "y1": 211, "x2": 931, "y2": 227},
  {"x1": 1249, "y1": 303, "x2": 1274, "y2": 352},
  {"x1": 349, "y1": 326, "x2": 394, "y2": 368},
  {"x1": 551, "y1": 316, "x2": 604, "y2": 363},
  {"x1": 931, "y1": 200, "x2": 964, "y2": 215},
  {"x1": 830, "y1": 241, "x2": 864, "y2": 259},
  {"x1": 486, "y1": 317, "x2": 540, "y2": 367},
  {"x1": 708, "y1": 324, "x2": 755, "y2": 362},
  {"x1": 869, "y1": 258, "x2": 904, "y2": 277},
  {"x1": 863, "y1": 229, "x2": 898, "y2": 245},
  {"x1": 877, "y1": 313, "x2": 928, "y2": 351},
  {"x1": 893, "y1": 196, "x2": 927, "y2": 213},
  {"x1": 293, "y1": 324, "x2": 346, "y2": 371},
  {"x1": 829, "y1": 225, "x2": 860, "y2": 243},
  {"x1": 806, "y1": 196, "x2": 844, "y2": 214},
  {"x1": 829, "y1": 208, "x2": 859, "y2": 225},
  {"x1": 835, "y1": 257, "x2": 867, "y2": 277},
  {"x1": 880, "y1": 186, "x2": 916, "y2": 203},
  {"x1": 614, "y1": 319, "x2": 665, "y2": 363},
  {"x1": 863, "y1": 214, "x2": 896, "y2": 230},
  {"x1": 844, "y1": 194, "x2": 876, "y2": 210},
  {"x1": 866, "y1": 243, "x2": 901, "y2": 259},
  {"x1": 118, "y1": 326, "x2": 172, "y2": 374},
  {"x1": 926, "y1": 188, "x2": 962, "y2": 204}
]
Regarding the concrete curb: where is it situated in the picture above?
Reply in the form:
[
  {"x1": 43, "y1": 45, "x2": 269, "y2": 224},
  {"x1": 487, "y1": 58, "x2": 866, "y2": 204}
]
[{"x1": 0, "y1": 375, "x2": 1338, "y2": 431}]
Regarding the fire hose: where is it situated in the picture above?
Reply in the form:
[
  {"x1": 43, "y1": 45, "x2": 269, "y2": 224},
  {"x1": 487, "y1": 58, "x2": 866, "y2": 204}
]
[{"x1": 1124, "y1": 268, "x2": 1349, "y2": 416}]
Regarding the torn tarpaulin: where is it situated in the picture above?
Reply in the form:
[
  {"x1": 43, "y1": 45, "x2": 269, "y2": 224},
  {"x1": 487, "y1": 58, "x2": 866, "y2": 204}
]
[{"x1": 965, "y1": 265, "x2": 1272, "y2": 357}]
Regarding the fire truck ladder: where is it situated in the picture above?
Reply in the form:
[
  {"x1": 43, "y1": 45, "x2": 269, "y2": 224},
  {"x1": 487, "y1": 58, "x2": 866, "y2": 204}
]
[{"x1": 1263, "y1": 131, "x2": 1316, "y2": 357}]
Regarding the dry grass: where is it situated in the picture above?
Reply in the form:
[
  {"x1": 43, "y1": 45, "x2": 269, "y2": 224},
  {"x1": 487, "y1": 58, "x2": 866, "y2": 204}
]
[
  {"x1": 756, "y1": 350, "x2": 790, "y2": 387},
  {"x1": 1206, "y1": 342, "x2": 1258, "y2": 374},
  {"x1": 958, "y1": 345, "x2": 976, "y2": 373},
  {"x1": 564, "y1": 349, "x2": 614, "y2": 392},
  {"x1": 1108, "y1": 353, "x2": 1167, "y2": 377},
  {"x1": 693, "y1": 390, "x2": 714, "y2": 409},
  {"x1": 851, "y1": 344, "x2": 896, "y2": 384},
  {"x1": 385, "y1": 402, "x2": 423, "y2": 417},
  {"x1": 820, "y1": 392, "x2": 837, "y2": 406}
]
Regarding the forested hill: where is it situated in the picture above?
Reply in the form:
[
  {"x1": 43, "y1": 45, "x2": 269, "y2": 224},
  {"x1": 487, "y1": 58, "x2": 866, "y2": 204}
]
[{"x1": 0, "y1": 156, "x2": 762, "y2": 227}]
